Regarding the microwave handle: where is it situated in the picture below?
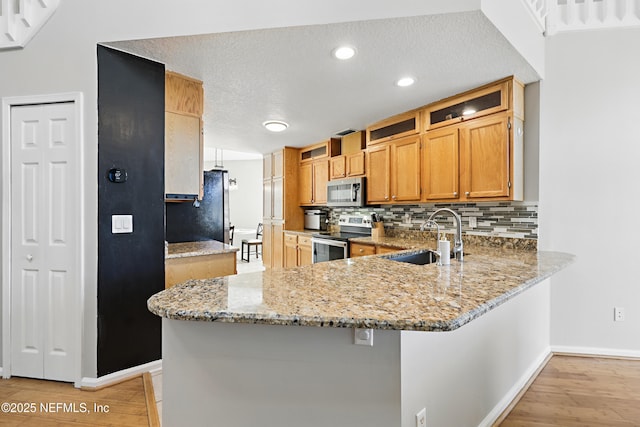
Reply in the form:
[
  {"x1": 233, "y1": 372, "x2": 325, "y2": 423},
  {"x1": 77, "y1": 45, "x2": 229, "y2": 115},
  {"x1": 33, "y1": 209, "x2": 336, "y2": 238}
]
[{"x1": 352, "y1": 183, "x2": 360, "y2": 202}]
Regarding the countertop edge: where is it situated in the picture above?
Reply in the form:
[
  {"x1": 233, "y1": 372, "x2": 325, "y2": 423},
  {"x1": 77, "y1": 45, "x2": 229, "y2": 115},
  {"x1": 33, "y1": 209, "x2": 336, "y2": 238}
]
[{"x1": 148, "y1": 252, "x2": 574, "y2": 332}]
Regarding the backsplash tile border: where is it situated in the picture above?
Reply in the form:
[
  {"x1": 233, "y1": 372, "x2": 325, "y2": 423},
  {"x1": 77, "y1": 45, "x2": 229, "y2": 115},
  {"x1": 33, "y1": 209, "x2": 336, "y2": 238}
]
[{"x1": 325, "y1": 201, "x2": 538, "y2": 240}]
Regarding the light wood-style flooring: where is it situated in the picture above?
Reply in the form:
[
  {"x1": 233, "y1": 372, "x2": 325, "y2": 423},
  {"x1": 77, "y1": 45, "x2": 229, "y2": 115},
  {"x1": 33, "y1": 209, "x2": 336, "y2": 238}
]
[
  {"x1": 0, "y1": 376, "x2": 151, "y2": 426},
  {"x1": 499, "y1": 355, "x2": 640, "y2": 426}
]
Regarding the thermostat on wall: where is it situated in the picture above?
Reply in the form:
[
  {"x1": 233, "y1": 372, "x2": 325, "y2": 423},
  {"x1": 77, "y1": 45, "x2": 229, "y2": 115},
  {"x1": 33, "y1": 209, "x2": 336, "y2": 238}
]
[{"x1": 108, "y1": 168, "x2": 127, "y2": 183}]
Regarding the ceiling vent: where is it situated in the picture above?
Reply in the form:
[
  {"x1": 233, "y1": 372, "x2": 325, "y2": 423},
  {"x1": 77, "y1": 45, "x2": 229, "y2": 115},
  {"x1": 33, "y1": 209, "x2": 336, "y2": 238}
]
[{"x1": 334, "y1": 128, "x2": 357, "y2": 137}]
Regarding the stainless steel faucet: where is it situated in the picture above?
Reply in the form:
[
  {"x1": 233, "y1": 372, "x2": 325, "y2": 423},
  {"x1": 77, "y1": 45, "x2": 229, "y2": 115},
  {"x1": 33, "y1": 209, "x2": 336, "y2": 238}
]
[
  {"x1": 428, "y1": 208, "x2": 464, "y2": 262},
  {"x1": 420, "y1": 219, "x2": 442, "y2": 265}
]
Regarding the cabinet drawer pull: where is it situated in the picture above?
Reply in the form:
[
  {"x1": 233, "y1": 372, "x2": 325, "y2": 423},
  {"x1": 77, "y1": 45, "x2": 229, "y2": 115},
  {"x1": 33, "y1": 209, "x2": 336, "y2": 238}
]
[{"x1": 359, "y1": 249, "x2": 364, "y2": 253}]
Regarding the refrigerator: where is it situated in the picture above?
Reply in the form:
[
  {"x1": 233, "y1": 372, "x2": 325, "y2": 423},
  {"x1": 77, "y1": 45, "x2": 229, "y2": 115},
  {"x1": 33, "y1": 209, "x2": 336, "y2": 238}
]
[{"x1": 165, "y1": 169, "x2": 230, "y2": 243}]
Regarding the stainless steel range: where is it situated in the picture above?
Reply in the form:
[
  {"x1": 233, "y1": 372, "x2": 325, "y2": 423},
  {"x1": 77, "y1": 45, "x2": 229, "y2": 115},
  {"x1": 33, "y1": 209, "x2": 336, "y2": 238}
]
[{"x1": 311, "y1": 214, "x2": 372, "y2": 263}]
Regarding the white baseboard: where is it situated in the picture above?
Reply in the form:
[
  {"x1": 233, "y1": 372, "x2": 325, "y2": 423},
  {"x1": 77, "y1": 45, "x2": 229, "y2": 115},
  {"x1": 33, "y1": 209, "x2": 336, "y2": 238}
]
[
  {"x1": 551, "y1": 345, "x2": 640, "y2": 359},
  {"x1": 76, "y1": 359, "x2": 162, "y2": 389},
  {"x1": 478, "y1": 347, "x2": 551, "y2": 427}
]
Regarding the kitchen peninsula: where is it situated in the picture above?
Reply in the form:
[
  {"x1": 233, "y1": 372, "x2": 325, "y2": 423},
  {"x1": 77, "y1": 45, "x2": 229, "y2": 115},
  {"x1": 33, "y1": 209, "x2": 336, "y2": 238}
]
[{"x1": 149, "y1": 240, "x2": 573, "y2": 427}]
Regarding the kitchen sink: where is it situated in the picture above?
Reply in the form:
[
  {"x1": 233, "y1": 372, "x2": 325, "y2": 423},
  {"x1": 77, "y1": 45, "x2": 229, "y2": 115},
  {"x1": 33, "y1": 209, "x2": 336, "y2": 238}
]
[{"x1": 387, "y1": 250, "x2": 440, "y2": 265}]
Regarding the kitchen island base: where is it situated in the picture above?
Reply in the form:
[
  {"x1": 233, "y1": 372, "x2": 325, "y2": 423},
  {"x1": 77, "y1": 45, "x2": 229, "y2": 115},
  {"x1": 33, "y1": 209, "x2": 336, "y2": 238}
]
[{"x1": 161, "y1": 279, "x2": 551, "y2": 427}]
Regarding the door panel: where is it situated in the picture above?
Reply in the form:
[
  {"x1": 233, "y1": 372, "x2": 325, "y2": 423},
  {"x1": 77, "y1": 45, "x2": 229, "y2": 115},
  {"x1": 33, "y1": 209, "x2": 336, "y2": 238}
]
[
  {"x1": 391, "y1": 136, "x2": 421, "y2": 202},
  {"x1": 423, "y1": 128, "x2": 459, "y2": 200},
  {"x1": 366, "y1": 144, "x2": 390, "y2": 204},
  {"x1": 10, "y1": 102, "x2": 78, "y2": 381},
  {"x1": 461, "y1": 113, "x2": 510, "y2": 199}
]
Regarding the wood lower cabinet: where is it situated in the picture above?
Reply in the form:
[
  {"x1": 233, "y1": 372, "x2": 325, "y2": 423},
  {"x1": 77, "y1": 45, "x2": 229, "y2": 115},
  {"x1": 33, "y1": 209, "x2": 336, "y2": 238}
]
[
  {"x1": 376, "y1": 245, "x2": 400, "y2": 254},
  {"x1": 262, "y1": 220, "x2": 288, "y2": 270},
  {"x1": 350, "y1": 242, "x2": 376, "y2": 257},
  {"x1": 165, "y1": 253, "x2": 236, "y2": 288},
  {"x1": 350, "y1": 242, "x2": 401, "y2": 257},
  {"x1": 366, "y1": 135, "x2": 421, "y2": 204},
  {"x1": 284, "y1": 233, "x2": 313, "y2": 267},
  {"x1": 298, "y1": 236, "x2": 312, "y2": 266}
]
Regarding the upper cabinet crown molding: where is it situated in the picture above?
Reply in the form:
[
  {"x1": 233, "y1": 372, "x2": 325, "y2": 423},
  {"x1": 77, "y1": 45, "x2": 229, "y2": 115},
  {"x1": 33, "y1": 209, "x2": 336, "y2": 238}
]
[{"x1": 165, "y1": 71, "x2": 204, "y2": 117}]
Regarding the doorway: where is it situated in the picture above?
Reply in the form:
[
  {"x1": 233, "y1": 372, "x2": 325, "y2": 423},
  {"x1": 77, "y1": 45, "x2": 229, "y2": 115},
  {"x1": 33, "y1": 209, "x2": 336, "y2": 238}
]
[{"x1": 1, "y1": 94, "x2": 83, "y2": 382}]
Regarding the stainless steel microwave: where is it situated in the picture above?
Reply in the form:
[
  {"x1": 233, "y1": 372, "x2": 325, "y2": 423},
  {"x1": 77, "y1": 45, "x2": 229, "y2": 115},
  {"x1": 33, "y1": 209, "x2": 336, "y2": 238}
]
[{"x1": 326, "y1": 177, "x2": 366, "y2": 207}]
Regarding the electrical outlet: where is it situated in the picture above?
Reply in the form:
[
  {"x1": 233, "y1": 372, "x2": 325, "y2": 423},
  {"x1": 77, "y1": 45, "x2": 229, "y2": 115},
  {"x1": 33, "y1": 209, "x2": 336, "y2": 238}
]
[
  {"x1": 468, "y1": 216, "x2": 477, "y2": 228},
  {"x1": 614, "y1": 307, "x2": 625, "y2": 322},
  {"x1": 416, "y1": 408, "x2": 426, "y2": 427},
  {"x1": 354, "y1": 328, "x2": 373, "y2": 346}
]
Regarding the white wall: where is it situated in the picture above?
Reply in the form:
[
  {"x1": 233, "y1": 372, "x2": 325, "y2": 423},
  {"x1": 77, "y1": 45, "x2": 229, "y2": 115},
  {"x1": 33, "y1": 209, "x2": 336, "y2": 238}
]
[
  {"x1": 540, "y1": 28, "x2": 640, "y2": 356},
  {"x1": 401, "y1": 280, "x2": 550, "y2": 427}
]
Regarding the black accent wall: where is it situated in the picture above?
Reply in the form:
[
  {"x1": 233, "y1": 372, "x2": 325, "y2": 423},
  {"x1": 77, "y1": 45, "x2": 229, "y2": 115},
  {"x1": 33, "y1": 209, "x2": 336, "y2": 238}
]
[{"x1": 97, "y1": 46, "x2": 165, "y2": 376}]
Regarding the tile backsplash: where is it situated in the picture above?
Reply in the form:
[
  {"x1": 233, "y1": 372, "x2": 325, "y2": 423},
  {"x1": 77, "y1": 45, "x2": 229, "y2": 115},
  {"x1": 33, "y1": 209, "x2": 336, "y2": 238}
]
[{"x1": 326, "y1": 202, "x2": 538, "y2": 239}]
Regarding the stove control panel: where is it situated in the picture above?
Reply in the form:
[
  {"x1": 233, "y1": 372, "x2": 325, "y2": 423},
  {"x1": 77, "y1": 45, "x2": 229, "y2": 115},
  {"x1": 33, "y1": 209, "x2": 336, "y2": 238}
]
[{"x1": 338, "y1": 214, "x2": 372, "y2": 228}]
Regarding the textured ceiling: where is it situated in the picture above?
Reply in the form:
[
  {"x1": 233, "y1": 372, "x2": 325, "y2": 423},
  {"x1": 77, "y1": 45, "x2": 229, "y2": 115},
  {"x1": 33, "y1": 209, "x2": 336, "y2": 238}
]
[{"x1": 107, "y1": 11, "x2": 540, "y2": 158}]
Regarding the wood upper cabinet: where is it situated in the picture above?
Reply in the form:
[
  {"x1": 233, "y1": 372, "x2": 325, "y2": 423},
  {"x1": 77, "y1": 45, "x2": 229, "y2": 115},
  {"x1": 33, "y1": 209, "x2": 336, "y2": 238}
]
[
  {"x1": 424, "y1": 76, "x2": 523, "y2": 131},
  {"x1": 367, "y1": 110, "x2": 421, "y2": 145},
  {"x1": 391, "y1": 136, "x2": 421, "y2": 202},
  {"x1": 330, "y1": 156, "x2": 346, "y2": 180},
  {"x1": 460, "y1": 112, "x2": 514, "y2": 200},
  {"x1": 330, "y1": 151, "x2": 365, "y2": 180},
  {"x1": 346, "y1": 151, "x2": 365, "y2": 176},
  {"x1": 367, "y1": 135, "x2": 421, "y2": 205},
  {"x1": 366, "y1": 144, "x2": 391, "y2": 203},
  {"x1": 422, "y1": 113, "x2": 519, "y2": 202},
  {"x1": 165, "y1": 71, "x2": 204, "y2": 200},
  {"x1": 299, "y1": 159, "x2": 329, "y2": 205},
  {"x1": 422, "y1": 127, "x2": 460, "y2": 201}
]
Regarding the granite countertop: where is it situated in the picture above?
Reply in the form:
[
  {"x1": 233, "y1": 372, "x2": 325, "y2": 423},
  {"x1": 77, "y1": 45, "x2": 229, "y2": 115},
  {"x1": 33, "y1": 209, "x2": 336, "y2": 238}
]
[
  {"x1": 150, "y1": 240, "x2": 574, "y2": 331},
  {"x1": 283, "y1": 229, "x2": 322, "y2": 237},
  {"x1": 166, "y1": 240, "x2": 239, "y2": 260}
]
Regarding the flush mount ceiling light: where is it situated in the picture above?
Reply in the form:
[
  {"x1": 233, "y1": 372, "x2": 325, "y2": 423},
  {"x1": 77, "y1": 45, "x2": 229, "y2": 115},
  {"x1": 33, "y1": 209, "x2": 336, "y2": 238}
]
[
  {"x1": 396, "y1": 76, "x2": 416, "y2": 87},
  {"x1": 333, "y1": 46, "x2": 356, "y2": 60},
  {"x1": 263, "y1": 120, "x2": 289, "y2": 132}
]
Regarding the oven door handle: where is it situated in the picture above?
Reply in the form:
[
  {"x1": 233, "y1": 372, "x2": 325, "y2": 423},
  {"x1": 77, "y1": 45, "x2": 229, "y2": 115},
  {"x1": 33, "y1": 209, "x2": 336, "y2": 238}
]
[{"x1": 311, "y1": 237, "x2": 348, "y2": 248}]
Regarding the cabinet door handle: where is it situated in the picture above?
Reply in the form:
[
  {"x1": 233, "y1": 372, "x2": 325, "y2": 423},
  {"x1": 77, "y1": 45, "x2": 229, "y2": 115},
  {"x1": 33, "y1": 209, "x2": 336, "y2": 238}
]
[
  {"x1": 453, "y1": 192, "x2": 458, "y2": 196},
  {"x1": 465, "y1": 191, "x2": 470, "y2": 196},
  {"x1": 392, "y1": 195, "x2": 397, "y2": 200}
]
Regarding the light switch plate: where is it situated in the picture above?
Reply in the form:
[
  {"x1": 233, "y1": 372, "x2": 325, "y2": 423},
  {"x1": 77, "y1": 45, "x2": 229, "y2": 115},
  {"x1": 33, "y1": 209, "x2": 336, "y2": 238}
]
[{"x1": 112, "y1": 215, "x2": 133, "y2": 234}]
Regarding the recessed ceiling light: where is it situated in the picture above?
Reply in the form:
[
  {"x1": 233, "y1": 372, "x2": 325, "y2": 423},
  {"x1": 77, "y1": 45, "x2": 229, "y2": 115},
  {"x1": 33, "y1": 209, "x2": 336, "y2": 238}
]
[
  {"x1": 263, "y1": 120, "x2": 289, "y2": 132},
  {"x1": 333, "y1": 46, "x2": 356, "y2": 60},
  {"x1": 396, "y1": 77, "x2": 415, "y2": 87}
]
